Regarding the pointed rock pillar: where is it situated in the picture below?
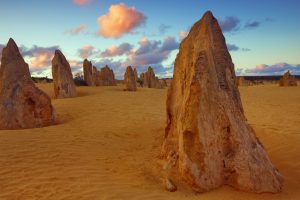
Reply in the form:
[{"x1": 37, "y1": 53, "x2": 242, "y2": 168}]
[
  {"x1": 52, "y1": 50, "x2": 77, "y2": 98},
  {"x1": 0, "y1": 38, "x2": 56, "y2": 129},
  {"x1": 161, "y1": 11, "x2": 283, "y2": 193}
]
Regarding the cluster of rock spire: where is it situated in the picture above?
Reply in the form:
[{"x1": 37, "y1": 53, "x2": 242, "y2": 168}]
[
  {"x1": 0, "y1": 10, "x2": 288, "y2": 194},
  {"x1": 83, "y1": 59, "x2": 117, "y2": 87},
  {"x1": 123, "y1": 66, "x2": 165, "y2": 91},
  {"x1": 0, "y1": 37, "x2": 166, "y2": 129},
  {"x1": 279, "y1": 70, "x2": 298, "y2": 86}
]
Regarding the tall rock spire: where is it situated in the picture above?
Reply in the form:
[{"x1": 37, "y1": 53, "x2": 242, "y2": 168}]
[
  {"x1": 161, "y1": 11, "x2": 283, "y2": 193},
  {"x1": 0, "y1": 38, "x2": 56, "y2": 129},
  {"x1": 83, "y1": 59, "x2": 94, "y2": 86},
  {"x1": 52, "y1": 50, "x2": 77, "y2": 98},
  {"x1": 124, "y1": 66, "x2": 137, "y2": 91}
]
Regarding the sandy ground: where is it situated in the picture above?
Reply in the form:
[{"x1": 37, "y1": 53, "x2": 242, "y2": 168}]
[{"x1": 0, "y1": 84, "x2": 299, "y2": 200}]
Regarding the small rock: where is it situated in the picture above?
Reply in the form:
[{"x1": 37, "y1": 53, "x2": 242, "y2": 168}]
[
  {"x1": 165, "y1": 178, "x2": 177, "y2": 192},
  {"x1": 279, "y1": 70, "x2": 297, "y2": 86}
]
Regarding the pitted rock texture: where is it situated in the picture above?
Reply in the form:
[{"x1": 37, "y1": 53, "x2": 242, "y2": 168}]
[
  {"x1": 0, "y1": 38, "x2": 56, "y2": 130},
  {"x1": 52, "y1": 50, "x2": 77, "y2": 98},
  {"x1": 83, "y1": 59, "x2": 94, "y2": 86},
  {"x1": 161, "y1": 11, "x2": 283, "y2": 193},
  {"x1": 99, "y1": 65, "x2": 117, "y2": 86},
  {"x1": 124, "y1": 66, "x2": 137, "y2": 91}
]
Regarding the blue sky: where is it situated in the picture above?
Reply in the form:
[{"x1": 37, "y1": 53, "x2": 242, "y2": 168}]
[{"x1": 0, "y1": 0, "x2": 299, "y2": 78}]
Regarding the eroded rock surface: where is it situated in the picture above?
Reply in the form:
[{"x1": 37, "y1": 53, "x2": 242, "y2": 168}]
[
  {"x1": 279, "y1": 71, "x2": 297, "y2": 86},
  {"x1": 93, "y1": 66, "x2": 100, "y2": 86},
  {"x1": 140, "y1": 67, "x2": 162, "y2": 89},
  {"x1": 83, "y1": 59, "x2": 94, "y2": 86},
  {"x1": 52, "y1": 50, "x2": 77, "y2": 98},
  {"x1": 237, "y1": 76, "x2": 249, "y2": 87},
  {"x1": 99, "y1": 65, "x2": 117, "y2": 86},
  {"x1": 161, "y1": 11, "x2": 283, "y2": 193},
  {"x1": 0, "y1": 38, "x2": 56, "y2": 129},
  {"x1": 133, "y1": 67, "x2": 138, "y2": 82},
  {"x1": 124, "y1": 66, "x2": 137, "y2": 91}
]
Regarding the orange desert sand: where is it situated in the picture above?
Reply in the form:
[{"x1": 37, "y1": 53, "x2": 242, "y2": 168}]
[{"x1": 0, "y1": 84, "x2": 299, "y2": 199}]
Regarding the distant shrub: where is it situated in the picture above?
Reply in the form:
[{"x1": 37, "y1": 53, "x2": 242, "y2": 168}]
[
  {"x1": 74, "y1": 72, "x2": 87, "y2": 86},
  {"x1": 32, "y1": 77, "x2": 52, "y2": 83}
]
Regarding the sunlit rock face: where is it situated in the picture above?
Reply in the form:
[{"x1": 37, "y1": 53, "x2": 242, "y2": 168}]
[
  {"x1": 99, "y1": 65, "x2": 117, "y2": 86},
  {"x1": 52, "y1": 50, "x2": 77, "y2": 98},
  {"x1": 140, "y1": 67, "x2": 163, "y2": 89},
  {"x1": 124, "y1": 66, "x2": 137, "y2": 91},
  {"x1": 161, "y1": 11, "x2": 283, "y2": 193},
  {"x1": 0, "y1": 38, "x2": 56, "y2": 130},
  {"x1": 83, "y1": 59, "x2": 94, "y2": 86},
  {"x1": 93, "y1": 66, "x2": 100, "y2": 86},
  {"x1": 279, "y1": 71, "x2": 297, "y2": 87}
]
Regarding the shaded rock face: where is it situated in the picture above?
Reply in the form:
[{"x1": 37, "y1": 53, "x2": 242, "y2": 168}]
[
  {"x1": 139, "y1": 73, "x2": 146, "y2": 87},
  {"x1": 161, "y1": 11, "x2": 283, "y2": 193},
  {"x1": 99, "y1": 65, "x2": 117, "y2": 86},
  {"x1": 52, "y1": 50, "x2": 77, "y2": 98},
  {"x1": 140, "y1": 67, "x2": 162, "y2": 89},
  {"x1": 133, "y1": 67, "x2": 138, "y2": 82},
  {"x1": 279, "y1": 71, "x2": 297, "y2": 86},
  {"x1": 124, "y1": 66, "x2": 137, "y2": 91},
  {"x1": 93, "y1": 66, "x2": 100, "y2": 86},
  {"x1": 0, "y1": 38, "x2": 56, "y2": 130},
  {"x1": 83, "y1": 59, "x2": 94, "y2": 86}
]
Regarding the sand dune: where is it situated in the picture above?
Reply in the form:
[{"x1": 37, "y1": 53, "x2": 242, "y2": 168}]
[{"x1": 0, "y1": 84, "x2": 299, "y2": 199}]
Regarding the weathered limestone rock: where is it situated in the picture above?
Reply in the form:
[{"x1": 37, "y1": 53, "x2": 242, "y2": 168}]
[
  {"x1": 165, "y1": 178, "x2": 177, "y2": 192},
  {"x1": 0, "y1": 38, "x2": 56, "y2": 129},
  {"x1": 160, "y1": 79, "x2": 168, "y2": 87},
  {"x1": 139, "y1": 73, "x2": 147, "y2": 87},
  {"x1": 99, "y1": 65, "x2": 117, "y2": 86},
  {"x1": 140, "y1": 67, "x2": 162, "y2": 89},
  {"x1": 161, "y1": 11, "x2": 283, "y2": 193},
  {"x1": 83, "y1": 59, "x2": 94, "y2": 86},
  {"x1": 133, "y1": 67, "x2": 138, "y2": 82},
  {"x1": 93, "y1": 66, "x2": 100, "y2": 86},
  {"x1": 279, "y1": 71, "x2": 297, "y2": 86},
  {"x1": 52, "y1": 50, "x2": 77, "y2": 98},
  {"x1": 155, "y1": 77, "x2": 163, "y2": 89},
  {"x1": 124, "y1": 66, "x2": 137, "y2": 91},
  {"x1": 237, "y1": 76, "x2": 249, "y2": 87}
]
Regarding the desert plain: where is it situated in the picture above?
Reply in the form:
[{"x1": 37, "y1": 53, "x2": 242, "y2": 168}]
[{"x1": 0, "y1": 83, "x2": 299, "y2": 200}]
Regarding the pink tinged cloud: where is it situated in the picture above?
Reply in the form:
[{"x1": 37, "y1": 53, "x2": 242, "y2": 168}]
[
  {"x1": 179, "y1": 30, "x2": 187, "y2": 40},
  {"x1": 97, "y1": 3, "x2": 146, "y2": 38},
  {"x1": 30, "y1": 52, "x2": 53, "y2": 68},
  {"x1": 72, "y1": 0, "x2": 91, "y2": 6},
  {"x1": 101, "y1": 43, "x2": 133, "y2": 57},
  {"x1": 245, "y1": 63, "x2": 300, "y2": 75},
  {"x1": 126, "y1": 36, "x2": 179, "y2": 66},
  {"x1": 78, "y1": 45, "x2": 95, "y2": 59},
  {"x1": 65, "y1": 24, "x2": 86, "y2": 35},
  {"x1": 20, "y1": 45, "x2": 59, "y2": 70}
]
